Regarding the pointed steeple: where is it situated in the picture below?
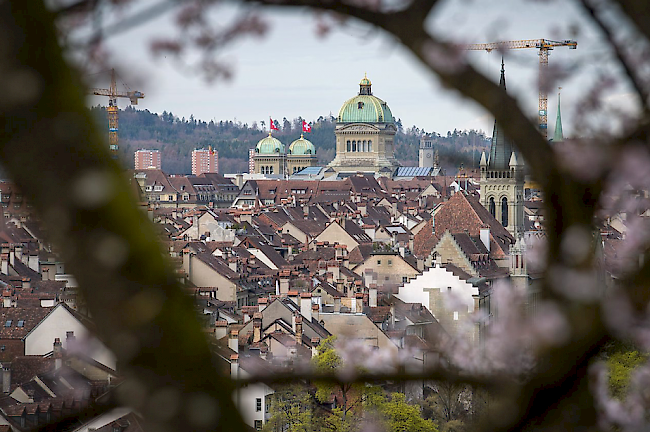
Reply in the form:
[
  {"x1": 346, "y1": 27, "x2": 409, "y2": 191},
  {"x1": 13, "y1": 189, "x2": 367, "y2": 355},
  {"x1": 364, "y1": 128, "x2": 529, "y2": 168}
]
[
  {"x1": 488, "y1": 58, "x2": 516, "y2": 170},
  {"x1": 553, "y1": 88, "x2": 564, "y2": 142}
]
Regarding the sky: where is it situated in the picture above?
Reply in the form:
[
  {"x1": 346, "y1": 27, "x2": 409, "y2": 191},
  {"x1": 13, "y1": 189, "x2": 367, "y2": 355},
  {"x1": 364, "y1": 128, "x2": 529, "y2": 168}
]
[{"x1": 85, "y1": 0, "x2": 639, "y2": 138}]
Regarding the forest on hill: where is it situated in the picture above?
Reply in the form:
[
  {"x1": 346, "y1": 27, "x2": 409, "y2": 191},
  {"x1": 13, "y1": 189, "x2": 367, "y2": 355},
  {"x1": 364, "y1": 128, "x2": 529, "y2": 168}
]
[{"x1": 90, "y1": 106, "x2": 491, "y2": 174}]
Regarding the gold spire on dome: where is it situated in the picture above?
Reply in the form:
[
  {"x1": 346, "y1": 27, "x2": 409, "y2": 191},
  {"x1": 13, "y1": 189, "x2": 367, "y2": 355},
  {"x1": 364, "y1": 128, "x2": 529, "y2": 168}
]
[{"x1": 359, "y1": 73, "x2": 372, "y2": 95}]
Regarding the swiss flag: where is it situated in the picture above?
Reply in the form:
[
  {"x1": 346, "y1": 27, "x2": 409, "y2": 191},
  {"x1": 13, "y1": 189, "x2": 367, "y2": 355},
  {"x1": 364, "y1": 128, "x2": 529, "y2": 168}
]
[
  {"x1": 302, "y1": 121, "x2": 312, "y2": 133},
  {"x1": 270, "y1": 117, "x2": 279, "y2": 131}
]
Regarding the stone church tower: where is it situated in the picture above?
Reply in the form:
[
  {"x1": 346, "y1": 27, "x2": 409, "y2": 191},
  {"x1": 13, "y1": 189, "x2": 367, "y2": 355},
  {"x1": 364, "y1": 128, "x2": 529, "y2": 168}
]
[
  {"x1": 480, "y1": 60, "x2": 525, "y2": 238},
  {"x1": 328, "y1": 75, "x2": 399, "y2": 176}
]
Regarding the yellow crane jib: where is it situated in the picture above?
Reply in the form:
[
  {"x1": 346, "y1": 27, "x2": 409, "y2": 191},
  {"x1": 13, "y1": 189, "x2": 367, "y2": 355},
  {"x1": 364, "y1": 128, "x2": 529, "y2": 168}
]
[
  {"x1": 88, "y1": 69, "x2": 145, "y2": 157},
  {"x1": 465, "y1": 39, "x2": 577, "y2": 139}
]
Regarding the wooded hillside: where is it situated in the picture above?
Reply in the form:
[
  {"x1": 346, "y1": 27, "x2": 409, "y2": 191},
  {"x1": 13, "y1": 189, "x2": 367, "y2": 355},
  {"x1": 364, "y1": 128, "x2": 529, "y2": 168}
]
[{"x1": 90, "y1": 106, "x2": 490, "y2": 174}]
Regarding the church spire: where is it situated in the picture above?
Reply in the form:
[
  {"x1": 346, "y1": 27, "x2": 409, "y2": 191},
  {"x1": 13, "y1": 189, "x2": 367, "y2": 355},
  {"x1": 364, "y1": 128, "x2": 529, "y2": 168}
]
[
  {"x1": 553, "y1": 88, "x2": 564, "y2": 142},
  {"x1": 499, "y1": 57, "x2": 506, "y2": 91},
  {"x1": 488, "y1": 58, "x2": 515, "y2": 170}
]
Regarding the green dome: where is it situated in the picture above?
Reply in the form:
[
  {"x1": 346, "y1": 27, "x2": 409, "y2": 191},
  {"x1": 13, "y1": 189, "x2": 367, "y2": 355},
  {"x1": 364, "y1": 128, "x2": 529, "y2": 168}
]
[
  {"x1": 338, "y1": 94, "x2": 394, "y2": 123},
  {"x1": 288, "y1": 136, "x2": 316, "y2": 155},
  {"x1": 255, "y1": 134, "x2": 285, "y2": 155}
]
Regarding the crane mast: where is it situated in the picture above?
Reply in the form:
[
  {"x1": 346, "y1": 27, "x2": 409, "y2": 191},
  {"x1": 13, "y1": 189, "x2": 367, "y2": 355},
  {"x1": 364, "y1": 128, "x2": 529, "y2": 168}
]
[
  {"x1": 89, "y1": 69, "x2": 145, "y2": 157},
  {"x1": 465, "y1": 39, "x2": 577, "y2": 138}
]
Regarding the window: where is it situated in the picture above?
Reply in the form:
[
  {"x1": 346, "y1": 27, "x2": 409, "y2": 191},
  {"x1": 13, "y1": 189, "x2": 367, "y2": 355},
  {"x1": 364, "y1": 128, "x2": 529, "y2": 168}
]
[
  {"x1": 0, "y1": 346, "x2": 4, "y2": 352},
  {"x1": 17, "y1": 320, "x2": 24, "y2": 328},
  {"x1": 453, "y1": 311, "x2": 459, "y2": 321},
  {"x1": 4, "y1": 320, "x2": 11, "y2": 327},
  {"x1": 256, "y1": 398, "x2": 262, "y2": 412},
  {"x1": 388, "y1": 259, "x2": 392, "y2": 266},
  {"x1": 368, "y1": 140, "x2": 372, "y2": 152},
  {"x1": 489, "y1": 197, "x2": 496, "y2": 217},
  {"x1": 254, "y1": 420, "x2": 263, "y2": 430},
  {"x1": 358, "y1": 101, "x2": 364, "y2": 109},
  {"x1": 377, "y1": 260, "x2": 381, "y2": 265},
  {"x1": 501, "y1": 197, "x2": 508, "y2": 227},
  {"x1": 402, "y1": 276, "x2": 408, "y2": 283}
]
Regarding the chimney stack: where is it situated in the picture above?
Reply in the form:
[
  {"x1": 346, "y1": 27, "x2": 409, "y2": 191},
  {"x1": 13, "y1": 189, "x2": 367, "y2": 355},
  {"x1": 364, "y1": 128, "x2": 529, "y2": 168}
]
[
  {"x1": 311, "y1": 338, "x2": 320, "y2": 358},
  {"x1": 230, "y1": 354, "x2": 239, "y2": 379},
  {"x1": 253, "y1": 312, "x2": 262, "y2": 343},
  {"x1": 480, "y1": 226, "x2": 490, "y2": 253},
  {"x1": 354, "y1": 293, "x2": 364, "y2": 313},
  {"x1": 300, "y1": 293, "x2": 312, "y2": 322},
  {"x1": 312, "y1": 304, "x2": 320, "y2": 323},
  {"x1": 295, "y1": 316, "x2": 303, "y2": 347},
  {"x1": 2, "y1": 364, "x2": 10, "y2": 393},
  {"x1": 53, "y1": 338, "x2": 63, "y2": 370},
  {"x1": 288, "y1": 291, "x2": 299, "y2": 306},
  {"x1": 258, "y1": 297, "x2": 268, "y2": 312},
  {"x1": 228, "y1": 330, "x2": 239, "y2": 353},
  {"x1": 369, "y1": 288, "x2": 378, "y2": 308}
]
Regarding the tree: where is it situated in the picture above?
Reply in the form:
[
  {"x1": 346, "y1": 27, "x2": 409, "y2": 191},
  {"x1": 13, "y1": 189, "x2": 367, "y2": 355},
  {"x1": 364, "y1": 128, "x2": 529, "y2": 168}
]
[
  {"x1": 376, "y1": 393, "x2": 438, "y2": 432},
  {"x1": 607, "y1": 348, "x2": 648, "y2": 400},
  {"x1": 263, "y1": 384, "x2": 317, "y2": 432},
  {"x1": 8, "y1": 0, "x2": 650, "y2": 431}
]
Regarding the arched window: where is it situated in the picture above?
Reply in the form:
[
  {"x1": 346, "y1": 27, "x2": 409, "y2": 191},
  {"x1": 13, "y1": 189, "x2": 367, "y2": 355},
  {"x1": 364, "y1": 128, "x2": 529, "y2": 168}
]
[
  {"x1": 270, "y1": 166, "x2": 274, "y2": 174},
  {"x1": 352, "y1": 141, "x2": 357, "y2": 152},
  {"x1": 347, "y1": 140, "x2": 351, "y2": 152},
  {"x1": 368, "y1": 140, "x2": 372, "y2": 152},
  {"x1": 489, "y1": 197, "x2": 495, "y2": 218},
  {"x1": 501, "y1": 197, "x2": 508, "y2": 227}
]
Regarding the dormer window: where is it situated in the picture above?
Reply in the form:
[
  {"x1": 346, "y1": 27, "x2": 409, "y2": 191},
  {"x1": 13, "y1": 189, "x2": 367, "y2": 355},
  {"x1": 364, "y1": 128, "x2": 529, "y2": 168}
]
[
  {"x1": 154, "y1": 185, "x2": 164, "y2": 192},
  {"x1": 4, "y1": 320, "x2": 11, "y2": 327},
  {"x1": 358, "y1": 101, "x2": 364, "y2": 109}
]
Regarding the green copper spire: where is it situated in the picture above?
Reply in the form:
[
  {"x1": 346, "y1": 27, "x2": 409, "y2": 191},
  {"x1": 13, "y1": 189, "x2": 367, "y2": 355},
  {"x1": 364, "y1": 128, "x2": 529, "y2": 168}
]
[{"x1": 553, "y1": 89, "x2": 564, "y2": 142}]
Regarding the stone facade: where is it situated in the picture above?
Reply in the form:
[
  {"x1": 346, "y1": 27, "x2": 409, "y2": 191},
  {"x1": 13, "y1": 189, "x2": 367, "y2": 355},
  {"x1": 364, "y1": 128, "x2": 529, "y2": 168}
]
[{"x1": 328, "y1": 76, "x2": 399, "y2": 175}]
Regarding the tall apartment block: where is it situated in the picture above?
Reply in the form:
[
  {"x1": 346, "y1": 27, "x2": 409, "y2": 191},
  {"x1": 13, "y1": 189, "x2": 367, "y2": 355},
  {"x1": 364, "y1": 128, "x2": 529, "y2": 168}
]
[
  {"x1": 134, "y1": 149, "x2": 161, "y2": 170},
  {"x1": 192, "y1": 147, "x2": 219, "y2": 176},
  {"x1": 248, "y1": 148, "x2": 255, "y2": 174}
]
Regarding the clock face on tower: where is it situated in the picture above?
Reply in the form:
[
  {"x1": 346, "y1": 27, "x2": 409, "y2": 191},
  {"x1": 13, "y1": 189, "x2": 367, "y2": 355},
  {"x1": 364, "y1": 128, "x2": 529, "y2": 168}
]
[{"x1": 426, "y1": 153, "x2": 431, "y2": 158}]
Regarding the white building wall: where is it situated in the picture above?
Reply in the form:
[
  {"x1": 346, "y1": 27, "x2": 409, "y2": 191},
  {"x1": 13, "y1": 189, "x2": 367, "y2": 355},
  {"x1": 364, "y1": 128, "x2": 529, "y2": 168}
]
[
  {"x1": 395, "y1": 264, "x2": 478, "y2": 314},
  {"x1": 24, "y1": 305, "x2": 116, "y2": 370}
]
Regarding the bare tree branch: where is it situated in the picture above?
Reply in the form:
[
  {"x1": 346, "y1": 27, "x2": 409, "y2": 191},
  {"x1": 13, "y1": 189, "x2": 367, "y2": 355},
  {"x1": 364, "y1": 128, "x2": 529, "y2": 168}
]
[{"x1": 579, "y1": 0, "x2": 649, "y2": 112}]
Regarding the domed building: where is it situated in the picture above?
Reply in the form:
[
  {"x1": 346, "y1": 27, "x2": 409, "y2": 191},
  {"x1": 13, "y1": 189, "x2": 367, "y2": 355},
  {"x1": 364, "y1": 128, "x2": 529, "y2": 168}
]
[
  {"x1": 287, "y1": 134, "x2": 318, "y2": 174},
  {"x1": 327, "y1": 75, "x2": 399, "y2": 175},
  {"x1": 253, "y1": 133, "x2": 286, "y2": 175}
]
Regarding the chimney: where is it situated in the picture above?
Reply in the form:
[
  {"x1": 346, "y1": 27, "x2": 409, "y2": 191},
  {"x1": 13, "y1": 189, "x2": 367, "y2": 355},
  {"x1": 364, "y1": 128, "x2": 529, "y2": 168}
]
[
  {"x1": 354, "y1": 293, "x2": 364, "y2": 313},
  {"x1": 279, "y1": 276, "x2": 290, "y2": 296},
  {"x1": 303, "y1": 205, "x2": 309, "y2": 218},
  {"x1": 295, "y1": 316, "x2": 303, "y2": 346},
  {"x1": 300, "y1": 293, "x2": 312, "y2": 322},
  {"x1": 253, "y1": 312, "x2": 262, "y2": 343},
  {"x1": 22, "y1": 278, "x2": 30, "y2": 290},
  {"x1": 288, "y1": 291, "x2": 299, "y2": 306},
  {"x1": 1, "y1": 254, "x2": 7, "y2": 275},
  {"x1": 53, "y1": 338, "x2": 63, "y2": 370},
  {"x1": 228, "y1": 330, "x2": 239, "y2": 353},
  {"x1": 214, "y1": 321, "x2": 228, "y2": 340},
  {"x1": 230, "y1": 354, "x2": 239, "y2": 379},
  {"x1": 480, "y1": 227, "x2": 490, "y2": 252},
  {"x1": 312, "y1": 304, "x2": 320, "y2": 323},
  {"x1": 328, "y1": 262, "x2": 340, "y2": 281},
  {"x1": 311, "y1": 337, "x2": 320, "y2": 358},
  {"x1": 66, "y1": 331, "x2": 76, "y2": 350},
  {"x1": 2, "y1": 364, "x2": 10, "y2": 393},
  {"x1": 369, "y1": 288, "x2": 378, "y2": 308},
  {"x1": 258, "y1": 297, "x2": 268, "y2": 313},
  {"x1": 334, "y1": 296, "x2": 341, "y2": 313}
]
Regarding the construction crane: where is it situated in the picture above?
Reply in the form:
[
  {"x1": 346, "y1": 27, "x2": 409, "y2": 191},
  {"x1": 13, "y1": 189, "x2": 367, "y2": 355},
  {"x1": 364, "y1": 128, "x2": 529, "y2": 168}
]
[
  {"x1": 89, "y1": 69, "x2": 145, "y2": 157},
  {"x1": 465, "y1": 39, "x2": 577, "y2": 138}
]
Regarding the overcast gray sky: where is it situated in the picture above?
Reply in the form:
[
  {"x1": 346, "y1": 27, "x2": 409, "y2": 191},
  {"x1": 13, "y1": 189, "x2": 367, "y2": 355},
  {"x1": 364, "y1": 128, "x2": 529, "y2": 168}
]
[{"x1": 86, "y1": 0, "x2": 637, "y2": 137}]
